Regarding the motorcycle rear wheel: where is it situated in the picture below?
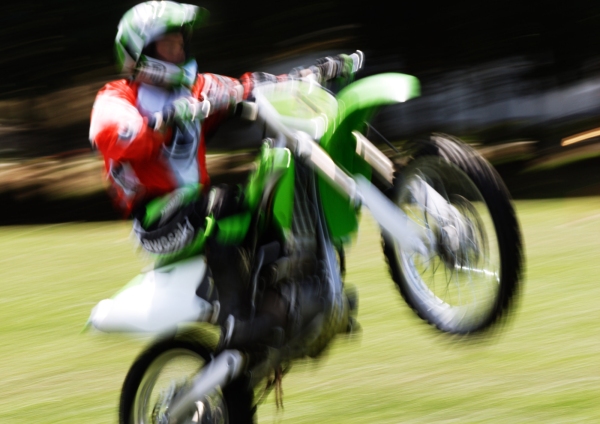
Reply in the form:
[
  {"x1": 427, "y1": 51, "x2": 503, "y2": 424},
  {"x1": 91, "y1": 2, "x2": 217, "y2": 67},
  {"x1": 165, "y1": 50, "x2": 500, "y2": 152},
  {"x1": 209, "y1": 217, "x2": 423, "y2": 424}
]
[
  {"x1": 383, "y1": 133, "x2": 523, "y2": 334},
  {"x1": 119, "y1": 332, "x2": 254, "y2": 424}
]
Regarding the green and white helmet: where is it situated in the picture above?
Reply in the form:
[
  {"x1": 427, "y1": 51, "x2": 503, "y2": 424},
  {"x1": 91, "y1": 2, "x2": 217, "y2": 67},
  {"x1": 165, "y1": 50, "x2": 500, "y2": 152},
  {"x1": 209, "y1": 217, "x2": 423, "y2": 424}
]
[{"x1": 115, "y1": 1, "x2": 209, "y2": 87}]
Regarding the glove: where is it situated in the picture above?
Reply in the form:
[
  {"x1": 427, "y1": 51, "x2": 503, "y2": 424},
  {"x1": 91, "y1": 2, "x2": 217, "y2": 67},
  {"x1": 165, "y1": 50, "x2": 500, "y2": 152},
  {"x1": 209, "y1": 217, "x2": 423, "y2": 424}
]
[
  {"x1": 313, "y1": 51, "x2": 364, "y2": 84},
  {"x1": 148, "y1": 96, "x2": 210, "y2": 132},
  {"x1": 166, "y1": 96, "x2": 210, "y2": 128}
]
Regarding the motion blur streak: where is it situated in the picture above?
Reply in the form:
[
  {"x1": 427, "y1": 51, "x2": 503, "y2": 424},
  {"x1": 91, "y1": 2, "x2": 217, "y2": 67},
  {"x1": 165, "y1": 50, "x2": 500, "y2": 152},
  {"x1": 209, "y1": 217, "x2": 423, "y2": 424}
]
[{"x1": 561, "y1": 127, "x2": 600, "y2": 146}]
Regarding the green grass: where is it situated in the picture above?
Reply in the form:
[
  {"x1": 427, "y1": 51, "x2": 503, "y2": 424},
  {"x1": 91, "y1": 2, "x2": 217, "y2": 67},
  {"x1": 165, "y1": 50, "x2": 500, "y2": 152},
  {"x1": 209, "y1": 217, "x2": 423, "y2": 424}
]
[{"x1": 1, "y1": 198, "x2": 599, "y2": 423}]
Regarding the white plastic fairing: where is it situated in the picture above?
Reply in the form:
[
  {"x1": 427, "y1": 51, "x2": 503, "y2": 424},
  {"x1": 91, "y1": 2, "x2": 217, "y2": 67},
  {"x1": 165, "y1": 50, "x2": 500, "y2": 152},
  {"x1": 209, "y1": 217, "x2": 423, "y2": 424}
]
[{"x1": 89, "y1": 256, "x2": 214, "y2": 334}]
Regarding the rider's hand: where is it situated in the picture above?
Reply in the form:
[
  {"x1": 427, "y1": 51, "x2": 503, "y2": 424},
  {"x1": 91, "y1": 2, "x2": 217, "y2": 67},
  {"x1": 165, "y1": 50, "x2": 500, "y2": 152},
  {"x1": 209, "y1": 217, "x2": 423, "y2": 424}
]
[
  {"x1": 313, "y1": 51, "x2": 364, "y2": 83},
  {"x1": 147, "y1": 97, "x2": 209, "y2": 132},
  {"x1": 165, "y1": 96, "x2": 210, "y2": 128}
]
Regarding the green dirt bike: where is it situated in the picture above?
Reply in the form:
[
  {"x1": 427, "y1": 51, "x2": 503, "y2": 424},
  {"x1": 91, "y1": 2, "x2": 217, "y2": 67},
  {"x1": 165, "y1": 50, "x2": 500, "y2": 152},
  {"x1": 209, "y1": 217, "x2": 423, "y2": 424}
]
[{"x1": 87, "y1": 53, "x2": 523, "y2": 423}]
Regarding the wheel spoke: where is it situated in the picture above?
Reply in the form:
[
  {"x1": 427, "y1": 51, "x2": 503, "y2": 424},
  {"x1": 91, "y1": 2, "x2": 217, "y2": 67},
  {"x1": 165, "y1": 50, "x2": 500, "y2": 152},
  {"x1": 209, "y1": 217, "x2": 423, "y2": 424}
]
[
  {"x1": 392, "y1": 153, "x2": 503, "y2": 333},
  {"x1": 126, "y1": 346, "x2": 229, "y2": 424}
]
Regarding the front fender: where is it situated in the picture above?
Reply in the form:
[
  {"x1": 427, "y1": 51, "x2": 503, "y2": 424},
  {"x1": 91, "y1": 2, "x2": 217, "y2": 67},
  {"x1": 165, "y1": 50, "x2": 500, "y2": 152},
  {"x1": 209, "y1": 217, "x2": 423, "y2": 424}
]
[
  {"x1": 335, "y1": 72, "x2": 421, "y2": 125},
  {"x1": 319, "y1": 73, "x2": 420, "y2": 241}
]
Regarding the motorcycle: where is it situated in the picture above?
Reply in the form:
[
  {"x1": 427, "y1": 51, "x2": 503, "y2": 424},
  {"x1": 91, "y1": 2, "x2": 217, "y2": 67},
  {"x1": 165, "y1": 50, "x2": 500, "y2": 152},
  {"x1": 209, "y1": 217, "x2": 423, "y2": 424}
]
[{"x1": 87, "y1": 52, "x2": 523, "y2": 423}]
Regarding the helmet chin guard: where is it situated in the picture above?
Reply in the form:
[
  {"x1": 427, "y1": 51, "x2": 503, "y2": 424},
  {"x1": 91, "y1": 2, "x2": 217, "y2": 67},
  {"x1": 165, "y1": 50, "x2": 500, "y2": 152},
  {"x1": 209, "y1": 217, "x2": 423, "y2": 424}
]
[{"x1": 135, "y1": 57, "x2": 198, "y2": 88}]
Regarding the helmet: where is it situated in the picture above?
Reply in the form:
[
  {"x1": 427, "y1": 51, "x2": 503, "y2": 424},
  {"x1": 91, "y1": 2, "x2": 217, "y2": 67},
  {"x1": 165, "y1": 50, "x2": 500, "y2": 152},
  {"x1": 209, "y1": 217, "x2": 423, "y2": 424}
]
[{"x1": 115, "y1": 1, "x2": 209, "y2": 87}]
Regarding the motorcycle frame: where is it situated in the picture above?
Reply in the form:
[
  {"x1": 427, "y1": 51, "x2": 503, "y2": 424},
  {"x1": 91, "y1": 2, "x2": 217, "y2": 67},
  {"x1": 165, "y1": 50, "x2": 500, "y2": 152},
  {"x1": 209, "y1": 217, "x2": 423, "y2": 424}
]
[
  {"x1": 165, "y1": 73, "x2": 433, "y2": 422},
  {"x1": 89, "y1": 72, "x2": 445, "y2": 423},
  {"x1": 250, "y1": 73, "x2": 429, "y2": 254}
]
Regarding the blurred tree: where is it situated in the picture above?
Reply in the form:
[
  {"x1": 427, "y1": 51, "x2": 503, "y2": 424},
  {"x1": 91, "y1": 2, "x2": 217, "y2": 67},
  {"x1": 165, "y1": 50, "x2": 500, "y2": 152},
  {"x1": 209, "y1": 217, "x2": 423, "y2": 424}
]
[{"x1": 0, "y1": 0, "x2": 599, "y2": 97}]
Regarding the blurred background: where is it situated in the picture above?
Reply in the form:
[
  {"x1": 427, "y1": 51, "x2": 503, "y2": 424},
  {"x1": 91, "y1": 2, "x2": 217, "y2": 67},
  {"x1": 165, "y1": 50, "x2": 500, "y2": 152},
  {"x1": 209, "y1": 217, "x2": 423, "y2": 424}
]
[
  {"x1": 1, "y1": 3, "x2": 599, "y2": 422},
  {"x1": 1, "y1": 0, "x2": 600, "y2": 223}
]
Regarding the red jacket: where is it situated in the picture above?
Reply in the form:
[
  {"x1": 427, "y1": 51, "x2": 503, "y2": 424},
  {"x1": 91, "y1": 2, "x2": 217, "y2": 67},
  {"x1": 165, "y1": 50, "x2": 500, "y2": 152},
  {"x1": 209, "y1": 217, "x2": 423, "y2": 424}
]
[{"x1": 90, "y1": 72, "x2": 264, "y2": 215}]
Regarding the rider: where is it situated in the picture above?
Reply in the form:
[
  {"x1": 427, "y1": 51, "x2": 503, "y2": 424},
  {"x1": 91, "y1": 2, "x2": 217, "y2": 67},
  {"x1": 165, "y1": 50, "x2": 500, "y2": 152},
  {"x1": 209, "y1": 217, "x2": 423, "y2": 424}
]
[{"x1": 89, "y1": 0, "x2": 356, "y2": 345}]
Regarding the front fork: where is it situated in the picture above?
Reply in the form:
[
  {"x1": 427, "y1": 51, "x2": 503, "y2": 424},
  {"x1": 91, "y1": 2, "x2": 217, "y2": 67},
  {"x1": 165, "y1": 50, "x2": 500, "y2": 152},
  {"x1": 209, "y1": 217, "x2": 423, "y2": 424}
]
[
  {"x1": 295, "y1": 130, "x2": 474, "y2": 260},
  {"x1": 292, "y1": 130, "x2": 432, "y2": 255},
  {"x1": 162, "y1": 350, "x2": 245, "y2": 423}
]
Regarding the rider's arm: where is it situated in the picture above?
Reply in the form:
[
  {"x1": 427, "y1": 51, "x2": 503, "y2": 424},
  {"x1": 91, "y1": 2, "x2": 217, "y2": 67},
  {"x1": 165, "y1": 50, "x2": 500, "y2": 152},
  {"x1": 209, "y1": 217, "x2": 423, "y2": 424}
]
[
  {"x1": 190, "y1": 73, "x2": 244, "y2": 134},
  {"x1": 237, "y1": 52, "x2": 362, "y2": 99},
  {"x1": 294, "y1": 53, "x2": 361, "y2": 84},
  {"x1": 239, "y1": 72, "x2": 291, "y2": 100},
  {"x1": 188, "y1": 52, "x2": 361, "y2": 126},
  {"x1": 89, "y1": 80, "x2": 172, "y2": 163}
]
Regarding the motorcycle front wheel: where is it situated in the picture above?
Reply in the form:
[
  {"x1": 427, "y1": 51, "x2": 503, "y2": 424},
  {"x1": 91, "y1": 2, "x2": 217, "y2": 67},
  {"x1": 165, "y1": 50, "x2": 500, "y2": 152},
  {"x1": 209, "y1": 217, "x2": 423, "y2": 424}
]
[
  {"x1": 119, "y1": 332, "x2": 254, "y2": 424},
  {"x1": 383, "y1": 133, "x2": 523, "y2": 334}
]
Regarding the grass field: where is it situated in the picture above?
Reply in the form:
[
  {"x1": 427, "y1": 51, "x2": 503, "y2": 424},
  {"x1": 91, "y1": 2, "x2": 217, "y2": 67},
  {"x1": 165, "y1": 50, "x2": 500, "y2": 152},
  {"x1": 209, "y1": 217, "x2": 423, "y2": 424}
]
[{"x1": 1, "y1": 198, "x2": 599, "y2": 423}]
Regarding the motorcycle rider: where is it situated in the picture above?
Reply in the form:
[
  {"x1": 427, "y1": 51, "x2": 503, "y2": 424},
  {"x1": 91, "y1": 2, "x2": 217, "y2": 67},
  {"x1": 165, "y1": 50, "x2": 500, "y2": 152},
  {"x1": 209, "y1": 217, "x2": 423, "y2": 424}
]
[{"x1": 89, "y1": 0, "x2": 357, "y2": 348}]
